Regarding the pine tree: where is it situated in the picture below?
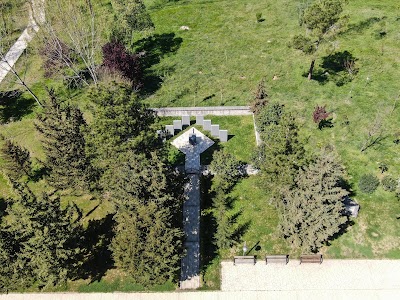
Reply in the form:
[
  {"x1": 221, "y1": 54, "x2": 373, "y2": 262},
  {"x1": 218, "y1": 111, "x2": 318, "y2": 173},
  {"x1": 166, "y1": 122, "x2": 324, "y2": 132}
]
[
  {"x1": 86, "y1": 82, "x2": 157, "y2": 168},
  {"x1": 35, "y1": 89, "x2": 96, "y2": 191},
  {"x1": 105, "y1": 152, "x2": 184, "y2": 286},
  {"x1": 3, "y1": 181, "x2": 81, "y2": 289},
  {"x1": 0, "y1": 136, "x2": 31, "y2": 179},
  {"x1": 255, "y1": 111, "x2": 305, "y2": 206},
  {"x1": 210, "y1": 150, "x2": 241, "y2": 192},
  {"x1": 280, "y1": 149, "x2": 348, "y2": 252},
  {"x1": 110, "y1": 0, "x2": 154, "y2": 42}
]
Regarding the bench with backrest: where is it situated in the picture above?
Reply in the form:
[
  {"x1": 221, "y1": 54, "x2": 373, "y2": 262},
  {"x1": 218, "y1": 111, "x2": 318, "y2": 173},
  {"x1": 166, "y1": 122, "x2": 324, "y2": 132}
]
[
  {"x1": 300, "y1": 254, "x2": 323, "y2": 264},
  {"x1": 233, "y1": 256, "x2": 256, "y2": 265},
  {"x1": 265, "y1": 254, "x2": 289, "y2": 264}
]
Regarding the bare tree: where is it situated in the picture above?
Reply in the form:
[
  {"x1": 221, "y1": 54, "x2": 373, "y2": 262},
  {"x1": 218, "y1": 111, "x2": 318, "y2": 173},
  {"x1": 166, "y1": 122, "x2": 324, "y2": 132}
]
[{"x1": 39, "y1": 0, "x2": 101, "y2": 86}]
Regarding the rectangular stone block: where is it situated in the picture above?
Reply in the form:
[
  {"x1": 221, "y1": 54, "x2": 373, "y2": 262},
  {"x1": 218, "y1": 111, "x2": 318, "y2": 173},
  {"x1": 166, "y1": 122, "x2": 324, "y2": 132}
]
[
  {"x1": 196, "y1": 115, "x2": 204, "y2": 125},
  {"x1": 182, "y1": 115, "x2": 190, "y2": 126},
  {"x1": 165, "y1": 125, "x2": 174, "y2": 136},
  {"x1": 219, "y1": 129, "x2": 228, "y2": 142},
  {"x1": 211, "y1": 124, "x2": 220, "y2": 137},
  {"x1": 203, "y1": 120, "x2": 211, "y2": 131},
  {"x1": 173, "y1": 120, "x2": 182, "y2": 131}
]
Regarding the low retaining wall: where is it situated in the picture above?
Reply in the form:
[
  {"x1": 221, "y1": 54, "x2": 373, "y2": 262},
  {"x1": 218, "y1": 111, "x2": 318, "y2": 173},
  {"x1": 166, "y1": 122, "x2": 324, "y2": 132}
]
[{"x1": 152, "y1": 106, "x2": 252, "y2": 116}]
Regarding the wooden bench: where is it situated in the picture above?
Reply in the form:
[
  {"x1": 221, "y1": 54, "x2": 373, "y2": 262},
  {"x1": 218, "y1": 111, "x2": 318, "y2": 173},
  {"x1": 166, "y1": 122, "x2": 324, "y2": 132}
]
[
  {"x1": 233, "y1": 256, "x2": 256, "y2": 265},
  {"x1": 300, "y1": 254, "x2": 323, "y2": 264},
  {"x1": 265, "y1": 254, "x2": 289, "y2": 264}
]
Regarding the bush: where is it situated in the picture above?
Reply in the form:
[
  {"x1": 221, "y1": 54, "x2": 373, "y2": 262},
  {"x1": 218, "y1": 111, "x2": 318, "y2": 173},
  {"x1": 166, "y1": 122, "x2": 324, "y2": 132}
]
[
  {"x1": 256, "y1": 13, "x2": 262, "y2": 22},
  {"x1": 102, "y1": 41, "x2": 143, "y2": 89},
  {"x1": 358, "y1": 173, "x2": 379, "y2": 194},
  {"x1": 381, "y1": 175, "x2": 398, "y2": 192}
]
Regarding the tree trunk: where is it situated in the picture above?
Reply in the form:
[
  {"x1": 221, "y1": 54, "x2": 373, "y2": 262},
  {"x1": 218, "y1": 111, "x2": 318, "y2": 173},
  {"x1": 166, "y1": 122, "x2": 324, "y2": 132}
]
[{"x1": 308, "y1": 59, "x2": 315, "y2": 80}]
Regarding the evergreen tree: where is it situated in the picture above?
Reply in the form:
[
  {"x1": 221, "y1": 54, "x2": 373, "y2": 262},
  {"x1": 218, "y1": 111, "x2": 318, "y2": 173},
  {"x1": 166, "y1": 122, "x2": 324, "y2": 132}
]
[
  {"x1": 0, "y1": 135, "x2": 31, "y2": 179},
  {"x1": 35, "y1": 89, "x2": 95, "y2": 191},
  {"x1": 87, "y1": 82, "x2": 157, "y2": 168},
  {"x1": 3, "y1": 181, "x2": 81, "y2": 289},
  {"x1": 209, "y1": 150, "x2": 241, "y2": 250},
  {"x1": 254, "y1": 110, "x2": 305, "y2": 206},
  {"x1": 292, "y1": 0, "x2": 347, "y2": 79},
  {"x1": 210, "y1": 150, "x2": 241, "y2": 192},
  {"x1": 105, "y1": 152, "x2": 184, "y2": 286},
  {"x1": 110, "y1": 0, "x2": 154, "y2": 43},
  {"x1": 280, "y1": 149, "x2": 348, "y2": 252}
]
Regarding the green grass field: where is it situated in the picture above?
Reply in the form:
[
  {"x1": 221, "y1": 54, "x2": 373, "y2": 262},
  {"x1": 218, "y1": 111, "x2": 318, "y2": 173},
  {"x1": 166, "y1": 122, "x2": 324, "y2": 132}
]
[{"x1": 1, "y1": 0, "x2": 400, "y2": 291}]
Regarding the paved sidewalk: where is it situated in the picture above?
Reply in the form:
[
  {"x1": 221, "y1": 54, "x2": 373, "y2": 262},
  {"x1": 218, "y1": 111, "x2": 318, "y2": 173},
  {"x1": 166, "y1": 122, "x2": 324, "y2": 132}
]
[
  {"x1": 0, "y1": 0, "x2": 44, "y2": 83},
  {"x1": 221, "y1": 259, "x2": 400, "y2": 292},
  {"x1": 1, "y1": 290, "x2": 399, "y2": 300}
]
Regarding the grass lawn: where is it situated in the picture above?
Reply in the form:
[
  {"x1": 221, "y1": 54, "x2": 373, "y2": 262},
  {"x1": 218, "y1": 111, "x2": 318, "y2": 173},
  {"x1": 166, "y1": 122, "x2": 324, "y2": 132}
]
[
  {"x1": 1, "y1": 0, "x2": 400, "y2": 292},
  {"x1": 162, "y1": 115, "x2": 256, "y2": 165}
]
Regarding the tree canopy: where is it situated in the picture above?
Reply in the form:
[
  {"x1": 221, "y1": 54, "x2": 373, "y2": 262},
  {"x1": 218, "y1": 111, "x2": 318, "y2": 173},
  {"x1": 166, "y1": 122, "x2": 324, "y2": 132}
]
[{"x1": 280, "y1": 149, "x2": 348, "y2": 252}]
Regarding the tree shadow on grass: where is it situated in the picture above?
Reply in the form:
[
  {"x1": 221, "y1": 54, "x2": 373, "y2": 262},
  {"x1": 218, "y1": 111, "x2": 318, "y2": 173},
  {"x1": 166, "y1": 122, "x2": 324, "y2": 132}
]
[
  {"x1": 304, "y1": 51, "x2": 358, "y2": 86},
  {"x1": 0, "y1": 90, "x2": 35, "y2": 123},
  {"x1": 325, "y1": 218, "x2": 355, "y2": 247},
  {"x1": 71, "y1": 214, "x2": 115, "y2": 282},
  {"x1": 132, "y1": 33, "x2": 183, "y2": 96},
  {"x1": 341, "y1": 17, "x2": 385, "y2": 35},
  {"x1": 200, "y1": 174, "x2": 218, "y2": 275}
]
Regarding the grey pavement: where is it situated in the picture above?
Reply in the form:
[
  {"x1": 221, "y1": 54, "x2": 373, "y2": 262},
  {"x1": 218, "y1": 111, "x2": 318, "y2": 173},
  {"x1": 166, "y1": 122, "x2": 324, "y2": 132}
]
[
  {"x1": 221, "y1": 259, "x2": 400, "y2": 292},
  {"x1": 1, "y1": 290, "x2": 399, "y2": 300}
]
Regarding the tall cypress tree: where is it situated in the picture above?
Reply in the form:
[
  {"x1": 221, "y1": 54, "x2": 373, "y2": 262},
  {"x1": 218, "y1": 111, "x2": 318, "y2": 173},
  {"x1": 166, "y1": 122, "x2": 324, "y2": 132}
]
[
  {"x1": 254, "y1": 110, "x2": 306, "y2": 207},
  {"x1": 86, "y1": 82, "x2": 157, "y2": 169},
  {"x1": 35, "y1": 89, "x2": 96, "y2": 191},
  {"x1": 105, "y1": 152, "x2": 184, "y2": 286},
  {"x1": 3, "y1": 181, "x2": 81, "y2": 290},
  {"x1": 0, "y1": 136, "x2": 32, "y2": 179},
  {"x1": 280, "y1": 149, "x2": 348, "y2": 252}
]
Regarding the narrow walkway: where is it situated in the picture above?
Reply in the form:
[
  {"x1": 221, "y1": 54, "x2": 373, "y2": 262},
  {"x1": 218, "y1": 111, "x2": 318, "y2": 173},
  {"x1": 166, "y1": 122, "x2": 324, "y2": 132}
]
[
  {"x1": 172, "y1": 127, "x2": 214, "y2": 289},
  {"x1": 0, "y1": 0, "x2": 44, "y2": 83}
]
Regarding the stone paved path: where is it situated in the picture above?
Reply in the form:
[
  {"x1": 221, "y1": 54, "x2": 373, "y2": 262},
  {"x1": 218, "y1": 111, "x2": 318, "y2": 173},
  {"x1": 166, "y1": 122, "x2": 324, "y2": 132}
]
[{"x1": 172, "y1": 127, "x2": 214, "y2": 289}]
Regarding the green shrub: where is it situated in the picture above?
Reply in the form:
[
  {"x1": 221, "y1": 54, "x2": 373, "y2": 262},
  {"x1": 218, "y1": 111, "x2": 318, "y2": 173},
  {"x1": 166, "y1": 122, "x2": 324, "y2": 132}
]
[
  {"x1": 256, "y1": 13, "x2": 262, "y2": 22},
  {"x1": 358, "y1": 173, "x2": 379, "y2": 194},
  {"x1": 381, "y1": 175, "x2": 397, "y2": 192}
]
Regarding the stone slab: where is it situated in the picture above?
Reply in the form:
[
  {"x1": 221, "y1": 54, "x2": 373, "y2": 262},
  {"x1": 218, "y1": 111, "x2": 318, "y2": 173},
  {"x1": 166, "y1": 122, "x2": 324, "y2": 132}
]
[
  {"x1": 165, "y1": 125, "x2": 174, "y2": 136},
  {"x1": 173, "y1": 120, "x2": 182, "y2": 131},
  {"x1": 211, "y1": 124, "x2": 220, "y2": 137},
  {"x1": 182, "y1": 115, "x2": 190, "y2": 126},
  {"x1": 219, "y1": 130, "x2": 228, "y2": 142},
  {"x1": 203, "y1": 120, "x2": 212, "y2": 131},
  {"x1": 196, "y1": 115, "x2": 204, "y2": 125}
]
